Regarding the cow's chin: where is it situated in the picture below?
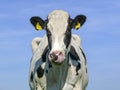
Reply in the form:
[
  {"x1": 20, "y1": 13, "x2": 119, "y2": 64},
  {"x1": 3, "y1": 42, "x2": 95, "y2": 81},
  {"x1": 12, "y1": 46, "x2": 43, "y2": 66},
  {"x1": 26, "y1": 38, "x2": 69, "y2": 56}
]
[
  {"x1": 53, "y1": 59, "x2": 64, "y2": 65},
  {"x1": 52, "y1": 60, "x2": 64, "y2": 65}
]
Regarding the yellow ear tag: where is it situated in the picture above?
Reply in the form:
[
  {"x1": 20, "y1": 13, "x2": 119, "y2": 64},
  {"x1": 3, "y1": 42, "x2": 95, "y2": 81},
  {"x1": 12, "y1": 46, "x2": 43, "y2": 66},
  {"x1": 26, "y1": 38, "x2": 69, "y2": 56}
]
[
  {"x1": 36, "y1": 22, "x2": 42, "y2": 30},
  {"x1": 75, "y1": 23, "x2": 81, "y2": 30}
]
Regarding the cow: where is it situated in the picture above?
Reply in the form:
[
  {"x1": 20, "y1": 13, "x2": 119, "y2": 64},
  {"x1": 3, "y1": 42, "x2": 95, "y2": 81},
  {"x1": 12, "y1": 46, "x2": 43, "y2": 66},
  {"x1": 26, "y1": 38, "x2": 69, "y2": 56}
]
[{"x1": 29, "y1": 10, "x2": 88, "y2": 90}]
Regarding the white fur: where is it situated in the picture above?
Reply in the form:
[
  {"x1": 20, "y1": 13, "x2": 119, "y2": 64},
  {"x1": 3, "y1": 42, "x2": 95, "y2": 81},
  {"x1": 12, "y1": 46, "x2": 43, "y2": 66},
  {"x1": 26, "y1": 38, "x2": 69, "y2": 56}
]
[
  {"x1": 29, "y1": 10, "x2": 88, "y2": 90},
  {"x1": 29, "y1": 35, "x2": 88, "y2": 90},
  {"x1": 47, "y1": 10, "x2": 69, "y2": 55},
  {"x1": 31, "y1": 37, "x2": 42, "y2": 54}
]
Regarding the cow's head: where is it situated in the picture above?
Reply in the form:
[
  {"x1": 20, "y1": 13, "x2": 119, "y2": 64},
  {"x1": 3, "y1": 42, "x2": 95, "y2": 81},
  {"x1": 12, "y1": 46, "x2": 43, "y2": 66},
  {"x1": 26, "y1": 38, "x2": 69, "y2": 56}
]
[{"x1": 30, "y1": 10, "x2": 86, "y2": 65}]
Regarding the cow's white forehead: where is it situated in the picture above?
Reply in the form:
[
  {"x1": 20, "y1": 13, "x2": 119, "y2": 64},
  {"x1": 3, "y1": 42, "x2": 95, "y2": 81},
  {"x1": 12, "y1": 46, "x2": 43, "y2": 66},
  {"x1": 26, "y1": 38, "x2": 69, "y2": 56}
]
[
  {"x1": 47, "y1": 10, "x2": 69, "y2": 32},
  {"x1": 48, "y1": 10, "x2": 69, "y2": 20}
]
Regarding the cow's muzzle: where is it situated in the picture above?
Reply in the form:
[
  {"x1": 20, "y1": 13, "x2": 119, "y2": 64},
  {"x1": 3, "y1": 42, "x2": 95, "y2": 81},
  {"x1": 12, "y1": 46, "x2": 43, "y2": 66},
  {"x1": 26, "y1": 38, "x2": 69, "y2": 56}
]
[{"x1": 49, "y1": 51, "x2": 64, "y2": 64}]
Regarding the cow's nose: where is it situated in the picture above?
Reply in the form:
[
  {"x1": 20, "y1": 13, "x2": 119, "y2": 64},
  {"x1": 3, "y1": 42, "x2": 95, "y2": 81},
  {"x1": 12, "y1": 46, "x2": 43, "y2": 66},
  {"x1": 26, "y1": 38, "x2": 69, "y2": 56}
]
[
  {"x1": 49, "y1": 51, "x2": 62, "y2": 61},
  {"x1": 49, "y1": 52, "x2": 58, "y2": 61}
]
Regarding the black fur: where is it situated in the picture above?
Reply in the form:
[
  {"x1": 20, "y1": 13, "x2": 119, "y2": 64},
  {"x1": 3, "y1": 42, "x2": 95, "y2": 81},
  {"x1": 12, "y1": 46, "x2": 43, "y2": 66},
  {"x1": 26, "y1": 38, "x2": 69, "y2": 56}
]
[
  {"x1": 69, "y1": 46, "x2": 80, "y2": 60},
  {"x1": 73, "y1": 15, "x2": 86, "y2": 28},
  {"x1": 37, "y1": 46, "x2": 49, "y2": 78},
  {"x1": 30, "y1": 72, "x2": 33, "y2": 82},
  {"x1": 30, "y1": 16, "x2": 45, "y2": 29},
  {"x1": 76, "y1": 62, "x2": 81, "y2": 75},
  {"x1": 79, "y1": 47, "x2": 87, "y2": 65},
  {"x1": 42, "y1": 46, "x2": 49, "y2": 62},
  {"x1": 37, "y1": 66, "x2": 44, "y2": 78},
  {"x1": 86, "y1": 68, "x2": 88, "y2": 73},
  {"x1": 46, "y1": 29, "x2": 52, "y2": 50},
  {"x1": 64, "y1": 30, "x2": 71, "y2": 48},
  {"x1": 64, "y1": 18, "x2": 72, "y2": 48}
]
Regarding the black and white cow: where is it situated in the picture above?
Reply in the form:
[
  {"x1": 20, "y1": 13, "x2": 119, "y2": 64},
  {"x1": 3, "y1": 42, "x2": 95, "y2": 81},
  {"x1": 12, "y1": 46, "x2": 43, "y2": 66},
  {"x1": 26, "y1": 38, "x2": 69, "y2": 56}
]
[{"x1": 29, "y1": 10, "x2": 88, "y2": 90}]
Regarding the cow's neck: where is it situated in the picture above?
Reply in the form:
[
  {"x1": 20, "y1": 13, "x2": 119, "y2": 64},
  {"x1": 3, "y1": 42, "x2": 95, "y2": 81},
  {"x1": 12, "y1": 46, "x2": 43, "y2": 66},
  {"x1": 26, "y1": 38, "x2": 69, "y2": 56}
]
[
  {"x1": 46, "y1": 58, "x2": 69, "y2": 89},
  {"x1": 50, "y1": 60, "x2": 68, "y2": 77}
]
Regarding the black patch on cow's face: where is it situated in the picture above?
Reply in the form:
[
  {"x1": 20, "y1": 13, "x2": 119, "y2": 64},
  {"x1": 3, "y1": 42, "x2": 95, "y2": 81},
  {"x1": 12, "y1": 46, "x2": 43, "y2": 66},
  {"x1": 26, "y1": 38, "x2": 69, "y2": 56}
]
[
  {"x1": 64, "y1": 18, "x2": 72, "y2": 48},
  {"x1": 46, "y1": 28, "x2": 52, "y2": 50},
  {"x1": 35, "y1": 46, "x2": 48, "y2": 79},
  {"x1": 37, "y1": 66, "x2": 44, "y2": 78},
  {"x1": 64, "y1": 29, "x2": 71, "y2": 48},
  {"x1": 45, "y1": 19, "x2": 52, "y2": 50},
  {"x1": 69, "y1": 46, "x2": 81, "y2": 74},
  {"x1": 69, "y1": 46, "x2": 80, "y2": 60}
]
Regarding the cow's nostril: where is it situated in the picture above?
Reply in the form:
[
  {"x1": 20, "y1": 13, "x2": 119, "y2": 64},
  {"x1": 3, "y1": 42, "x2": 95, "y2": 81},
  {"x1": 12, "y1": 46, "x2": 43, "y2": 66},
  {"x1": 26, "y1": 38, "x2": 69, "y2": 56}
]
[
  {"x1": 49, "y1": 53, "x2": 58, "y2": 61},
  {"x1": 50, "y1": 53, "x2": 53, "y2": 59}
]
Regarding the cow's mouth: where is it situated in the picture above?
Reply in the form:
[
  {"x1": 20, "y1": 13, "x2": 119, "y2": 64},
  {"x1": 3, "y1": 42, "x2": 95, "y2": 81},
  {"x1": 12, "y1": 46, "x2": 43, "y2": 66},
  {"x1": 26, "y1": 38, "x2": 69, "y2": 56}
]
[
  {"x1": 52, "y1": 56, "x2": 64, "y2": 65},
  {"x1": 49, "y1": 51, "x2": 65, "y2": 65},
  {"x1": 52, "y1": 60, "x2": 62, "y2": 65}
]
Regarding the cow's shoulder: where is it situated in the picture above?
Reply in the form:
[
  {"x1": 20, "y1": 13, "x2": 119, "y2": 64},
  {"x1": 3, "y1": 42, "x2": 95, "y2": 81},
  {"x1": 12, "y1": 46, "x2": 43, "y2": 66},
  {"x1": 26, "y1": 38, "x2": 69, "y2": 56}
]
[
  {"x1": 31, "y1": 37, "x2": 43, "y2": 53},
  {"x1": 70, "y1": 34, "x2": 86, "y2": 64},
  {"x1": 32, "y1": 35, "x2": 48, "y2": 54},
  {"x1": 71, "y1": 34, "x2": 81, "y2": 46},
  {"x1": 69, "y1": 34, "x2": 87, "y2": 75},
  {"x1": 30, "y1": 35, "x2": 48, "y2": 74}
]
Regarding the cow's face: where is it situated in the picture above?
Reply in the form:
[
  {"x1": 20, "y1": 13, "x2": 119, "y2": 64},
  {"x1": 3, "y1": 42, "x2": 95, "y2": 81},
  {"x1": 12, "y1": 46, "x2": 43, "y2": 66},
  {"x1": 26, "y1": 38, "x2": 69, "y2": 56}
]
[{"x1": 30, "y1": 10, "x2": 86, "y2": 65}]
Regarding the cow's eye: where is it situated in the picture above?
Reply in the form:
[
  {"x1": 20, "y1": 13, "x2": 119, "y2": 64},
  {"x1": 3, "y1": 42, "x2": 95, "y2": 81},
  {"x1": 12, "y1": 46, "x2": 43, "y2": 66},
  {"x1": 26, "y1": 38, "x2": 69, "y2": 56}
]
[
  {"x1": 65, "y1": 30, "x2": 71, "y2": 35},
  {"x1": 47, "y1": 31, "x2": 51, "y2": 35},
  {"x1": 47, "y1": 32, "x2": 51, "y2": 36},
  {"x1": 47, "y1": 30, "x2": 52, "y2": 36}
]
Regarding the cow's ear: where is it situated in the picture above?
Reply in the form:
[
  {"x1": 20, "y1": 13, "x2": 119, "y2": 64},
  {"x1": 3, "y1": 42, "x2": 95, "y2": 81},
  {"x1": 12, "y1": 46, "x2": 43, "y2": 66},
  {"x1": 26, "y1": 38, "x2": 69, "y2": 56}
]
[
  {"x1": 30, "y1": 16, "x2": 45, "y2": 31},
  {"x1": 73, "y1": 15, "x2": 86, "y2": 30}
]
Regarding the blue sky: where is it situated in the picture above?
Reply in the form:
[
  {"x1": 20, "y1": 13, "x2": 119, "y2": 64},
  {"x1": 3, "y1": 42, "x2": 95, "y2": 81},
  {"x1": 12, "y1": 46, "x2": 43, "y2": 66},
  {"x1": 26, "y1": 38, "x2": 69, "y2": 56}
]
[{"x1": 0, "y1": 0, "x2": 120, "y2": 90}]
